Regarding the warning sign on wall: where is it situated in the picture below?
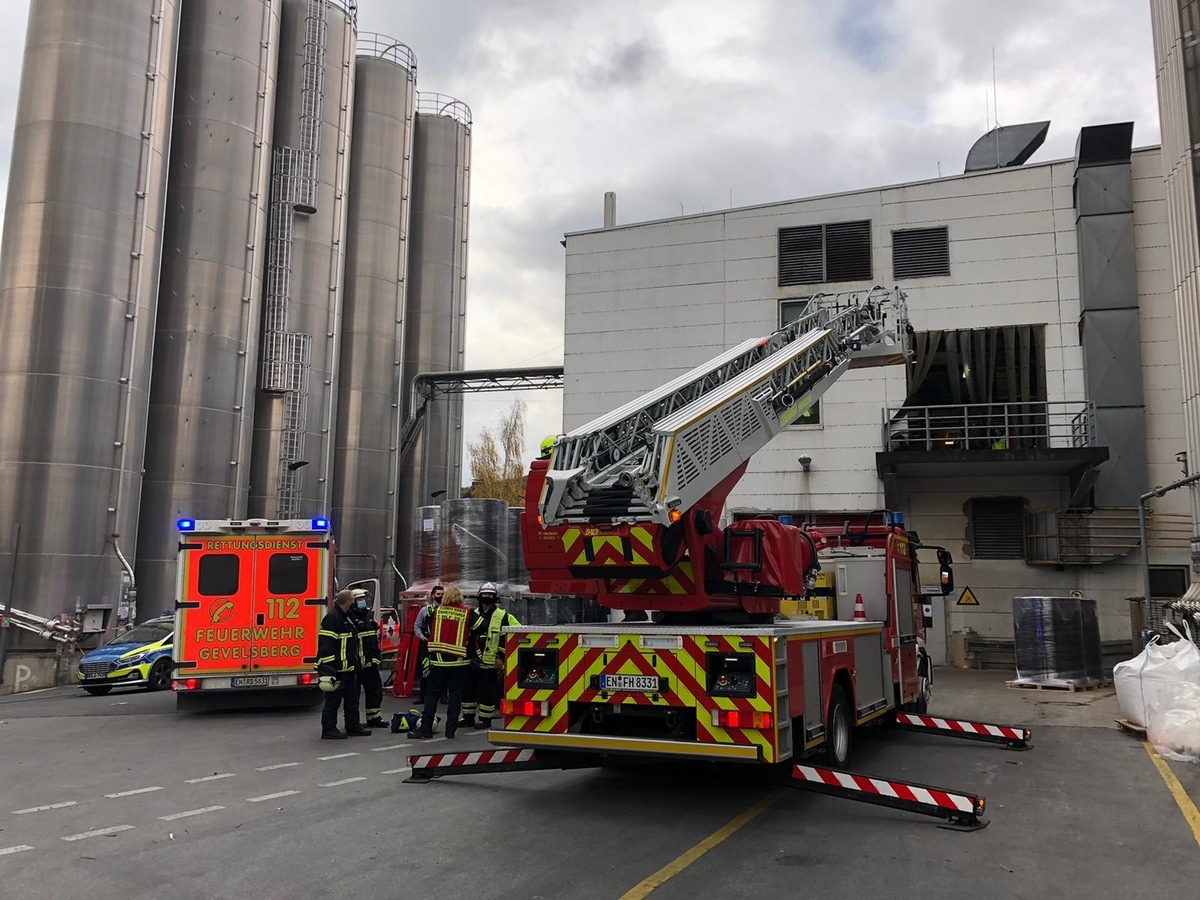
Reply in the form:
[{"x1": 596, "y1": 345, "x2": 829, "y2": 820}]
[{"x1": 956, "y1": 586, "x2": 980, "y2": 606}]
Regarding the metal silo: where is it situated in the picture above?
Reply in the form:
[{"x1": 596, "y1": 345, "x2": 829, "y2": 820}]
[
  {"x1": 136, "y1": 0, "x2": 282, "y2": 613},
  {"x1": 0, "y1": 0, "x2": 180, "y2": 628},
  {"x1": 397, "y1": 95, "x2": 472, "y2": 578},
  {"x1": 331, "y1": 35, "x2": 416, "y2": 596},
  {"x1": 249, "y1": 0, "x2": 356, "y2": 520}
]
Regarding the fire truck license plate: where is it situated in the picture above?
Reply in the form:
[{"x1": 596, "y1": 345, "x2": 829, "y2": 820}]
[
  {"x1": 231, "y1": 676, "x2": 277, "y2": 687},
  {"x1": 600, "y1": 675, "x2": 660, "y2": 692}
]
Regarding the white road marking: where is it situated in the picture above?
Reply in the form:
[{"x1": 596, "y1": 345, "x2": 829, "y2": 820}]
[
  {"x1": 246, "y1": 790, "x2": 300, "y2": 803},
  {"x1": 12, "y1": 801, "x2": 77, "y2": 815},
  {"x1": 160, "y1": 805, "x2": 225, "y2": 821},
  {"x1": 317, "y1": 752, "x2": 359, "y2": 761},
  {"x1": 319, "y1": 776, "x2": 368, "y2": 788},
  {"x1": 185, "y1": 773, "x2": 236, "y2": 784},
  {"x1": 370, "y1": 744, "x2": 406, "y2": 752},
  {"x1": 104, "y1": 786, "x2": 163, "y2": 798},
  {"x1": 381, "y1": 767, "x2": 412, "y2": 776},
  {"x1": 0, "y1": 845, "x2": 34, "y2": 856},
  {"x1": 255, "y1": 762, "x2": 301, "y2": 771},
  {"x1": 62, "y1": 825, "x2": 135, "y2": 842}
]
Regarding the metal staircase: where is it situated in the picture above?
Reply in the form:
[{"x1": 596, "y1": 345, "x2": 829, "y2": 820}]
[
  {"x1": 541, "y1": 286, "x2": 908, "y2": 526},
  {"x1": 257, "y1": 0, "x2": 330, "y2": 517}
]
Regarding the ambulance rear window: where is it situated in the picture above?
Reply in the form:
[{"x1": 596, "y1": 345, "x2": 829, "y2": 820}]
[
  {"x1": 268, "y1": 553, "x2": 309, "y2": 594},
  {"x1": 198, "y1": 554, "x2": 240, "y2": 596}
]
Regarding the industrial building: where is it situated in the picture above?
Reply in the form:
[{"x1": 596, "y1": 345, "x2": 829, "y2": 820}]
[
  {"x1": 0, "y1": 0, "x2": 470, "y2": 641},
  {"x1": 562, "y1": 123, "x2": 1191, "y2": 662}
]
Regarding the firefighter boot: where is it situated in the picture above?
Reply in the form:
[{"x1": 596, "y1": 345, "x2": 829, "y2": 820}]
[
  {"x1": 458, "y1": 716, "x2": 477, "y2": 729},
  {"x1": 365, "y1": 716, "x2": 388, "y2": 728}
]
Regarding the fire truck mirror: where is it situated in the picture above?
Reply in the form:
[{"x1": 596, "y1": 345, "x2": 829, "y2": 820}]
[{"x1": 937, "y1": 549, "x2": 954, "y2": 595}]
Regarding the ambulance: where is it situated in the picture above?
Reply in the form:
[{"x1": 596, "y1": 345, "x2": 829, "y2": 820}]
[{"x1": 171, "y1": 517, "x2": 377, "y2": 710}]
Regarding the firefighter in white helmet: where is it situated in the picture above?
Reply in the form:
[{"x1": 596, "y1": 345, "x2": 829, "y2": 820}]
[{"x1": 461, "y1": 582, "x2": 521, "y2": 729}]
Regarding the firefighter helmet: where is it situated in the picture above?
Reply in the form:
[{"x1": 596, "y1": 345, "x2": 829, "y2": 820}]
[
  {"x1": 478, "y1": 582, "x2": 499, "y2": 602},
  {"x1": 539, "y1": 435, "x2": 556, "y2": 458},
  {"x1": 317, "y1": 675, "x2": 340, "y2": 693}
]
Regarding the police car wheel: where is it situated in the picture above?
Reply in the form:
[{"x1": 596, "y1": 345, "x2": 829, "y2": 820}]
[
  {"x1": 83, "y1": 685, "x2": 113, "y2": 696},
  {"x1": 147, "y1": 658, "x2": 172, "y2": 691}
]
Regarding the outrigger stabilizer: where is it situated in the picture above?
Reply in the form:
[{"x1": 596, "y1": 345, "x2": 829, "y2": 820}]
[
  {"x1": 890, "y1": 712, "x2": 1033, "y2": 751},
  {"x1": 404, "y1": 747, "x2": 994, "y2": 830}
]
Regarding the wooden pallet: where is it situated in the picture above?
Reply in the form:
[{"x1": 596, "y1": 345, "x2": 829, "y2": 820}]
[
  {"x1": 1005, "y1": 679, "x2": 1112, "y2": 693},
  {"x1": 1115, "y1": 718, "x2": 1147, "y2": 738}
]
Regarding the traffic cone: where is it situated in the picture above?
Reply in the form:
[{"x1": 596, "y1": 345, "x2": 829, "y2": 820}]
[{"x1": 853, "y1": 593, "x2": 866, "y2": 620}]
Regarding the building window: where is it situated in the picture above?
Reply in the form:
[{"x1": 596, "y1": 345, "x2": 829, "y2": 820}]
[
  {"x1": 779, "y1": 299, "x2": 824, "y2": 426},
  {"x1": 1149, "y1": 565, "x2": 1189, "y2": 599},
  {"x1": 892, "y1": 226, "x2": 950, "y2": 278},
  {"x1": 778, "y1": 220, "x2": 872, "y2": 286},
  {"x1": 968, "y1": 497, "x2": 1026, "y2": 560}
]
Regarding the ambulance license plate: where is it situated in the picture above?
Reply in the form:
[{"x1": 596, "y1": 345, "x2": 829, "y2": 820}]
[
  {"x1": 231, "y1": 676, "x2": 276, "y2": 687},
  {"x1": 600, "y1": 674, "x2": 660, "y2": 692}
]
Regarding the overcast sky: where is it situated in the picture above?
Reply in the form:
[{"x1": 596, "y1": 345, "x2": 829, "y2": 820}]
[{"x1": 0, "y1": 0, "x2": 1163, "y2": 479}]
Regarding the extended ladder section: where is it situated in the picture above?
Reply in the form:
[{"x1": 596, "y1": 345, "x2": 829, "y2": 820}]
[{"x1": 541, "y1": 286, "x2": 908, "y2": 526}]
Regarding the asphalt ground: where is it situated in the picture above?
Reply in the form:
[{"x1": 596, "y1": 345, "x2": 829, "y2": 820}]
[{"x1": 0, "y1": 670, "x2": 1197, "y2": 899}]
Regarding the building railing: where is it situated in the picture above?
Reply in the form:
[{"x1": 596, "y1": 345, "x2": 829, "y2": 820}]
[
  {"x1": 357, "y1": 33, "x2": 416, "y2": 71},
  {"x1": 416, "y1": 92, "x2": 472, "y2": 126},
  {"x1": 1025, "y1": 507, "x2": 1141, "y2": 566},
  {"x1": 881, "y1": 401, "x2": 1094, "y2": 452}
]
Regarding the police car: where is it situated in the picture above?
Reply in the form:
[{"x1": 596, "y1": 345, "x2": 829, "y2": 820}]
[{"x1": 77, "y1": 616, "x2": 174, "y2": 695}]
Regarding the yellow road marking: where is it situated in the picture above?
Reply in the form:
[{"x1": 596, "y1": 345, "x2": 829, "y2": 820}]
[
  {"x1": 619, "y1": 788, "x2": 787, "y2": 899},
  {"x1": 1143, "y1": 741, "x2": 1200, "y2": 850}
]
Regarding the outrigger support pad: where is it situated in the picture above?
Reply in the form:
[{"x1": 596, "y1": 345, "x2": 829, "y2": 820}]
[
  {"x1": 404, "y1": 748, "x2": 551, "y2": 783},
  {"x1": 788, "y1": 763, "x2": 989, "y2": 831},
  {"x1": 892, "y1": 712, "x2": 1033, "y2": 751}
]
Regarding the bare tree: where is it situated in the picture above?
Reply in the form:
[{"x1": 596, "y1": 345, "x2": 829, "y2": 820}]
[{"x1": 467, "y1": 399, "x2": 527, "y2": 505}]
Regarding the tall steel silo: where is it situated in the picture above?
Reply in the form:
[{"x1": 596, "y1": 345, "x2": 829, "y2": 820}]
[
  {"x1": 0, "y1": 0, "x2": 180, "y2": 628},
  {"x1": 331, "y1": 35, "x2": 416, "y2": 594},
  {"x1": 135, "y1": 0, "x2": 282, "y2": 613},
  {"x1": 249, "y1": 0, "x2": 356, "y2": 520},
  {"x1": 397, "y1": 95, "x2": 472, "y2": 578}
]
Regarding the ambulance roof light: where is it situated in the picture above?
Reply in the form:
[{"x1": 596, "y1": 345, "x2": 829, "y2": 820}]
[
  {"x1": 177, "y1": 518, "x2": 196, "y2": 532},
  {"x1": 312, "y1": 517, "x2": 329, "y2": 530}
]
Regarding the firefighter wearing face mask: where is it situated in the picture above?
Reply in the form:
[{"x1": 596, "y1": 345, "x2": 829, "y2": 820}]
[
  {"x1": 349, "y1": 589, "x2": 386, "y2": 728},
  {"x1": 461, "y1": 582, "x2": 521, "y2": 729}
]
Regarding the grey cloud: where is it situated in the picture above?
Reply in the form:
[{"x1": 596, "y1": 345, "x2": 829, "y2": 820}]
[
  {"x1": 834, "y1": 0, "x2": 897, "y2": 71},
  {"x1": 577, "y1": 37, "x2": 665, "y2": 91}
]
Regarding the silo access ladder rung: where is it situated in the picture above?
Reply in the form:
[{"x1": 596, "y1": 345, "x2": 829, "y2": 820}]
[{"x1": 540, "y1": 285, "x2": 908, "y2": 527}]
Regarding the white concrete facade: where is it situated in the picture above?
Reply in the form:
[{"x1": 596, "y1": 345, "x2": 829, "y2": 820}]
[{"x1": 563, "y1": 146, "x2": 1189, "y2": 644}]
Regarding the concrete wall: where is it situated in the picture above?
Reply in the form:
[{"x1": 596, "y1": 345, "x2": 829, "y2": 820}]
[
  {"x1": 0, "y1": 651, "x2": 82, "y2": 695},
  {"x1": 562, "y1": 145, "x2": 1188, "y2": 641}
]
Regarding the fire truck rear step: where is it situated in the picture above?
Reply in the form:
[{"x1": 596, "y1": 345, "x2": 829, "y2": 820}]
[
  {"x1": 891, "y1": 712, "x2": 1033, "y2": 751},
  {"x1": 789, "y1": 763, "x2": 988, "y2": 830}
]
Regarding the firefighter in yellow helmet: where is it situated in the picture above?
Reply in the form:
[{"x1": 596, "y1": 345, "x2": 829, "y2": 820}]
[{"x1": 539, "y1": 434, "x2": 557, "y2": 458}]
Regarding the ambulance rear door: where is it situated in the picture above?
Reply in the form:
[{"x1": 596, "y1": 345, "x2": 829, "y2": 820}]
[
  {"x1": 175, "y1": 535, "x2": 258, "y2": 679},
  {"x1": 245, "y1": 533, "x2": 330, "y2": 680}
]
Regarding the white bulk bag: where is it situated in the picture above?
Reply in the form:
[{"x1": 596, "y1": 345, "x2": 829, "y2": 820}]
[
  {"x1": 1147, "y1": 681, "x2": 1200, "y2": 763},
  {"x1": 1113, "y1": 624, "x2": 1200, "y2": 727}
]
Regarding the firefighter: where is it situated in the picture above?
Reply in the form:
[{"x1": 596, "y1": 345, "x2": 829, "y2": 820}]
[
  {"x1": 462, "y1": 582, "x2": 521, "y2": 729},
  {"x1": 407, "y1": 583, "x2": 473, "y2": 740},
  {"x1": 349, "y1": 589, "x2": 386, "y2": 728},
  {"x1": 539, "y1": 434, "x2": 557, "y2": 459},
  {"x1": 317, "y1": 589, "x2": 370, "y2": 740},
  {"x1": 412, "y1": 583, "x2": 444, "y2": 704}
]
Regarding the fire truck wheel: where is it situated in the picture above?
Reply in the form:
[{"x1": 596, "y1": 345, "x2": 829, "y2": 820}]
[
  {"x1": 147, "y1": 658, "x2": 173, "y2": 691},
  {"x1": 824, "y1": 683, "x2": 852, "y2": 767},
  {"x1": 83, "y1": 685, "x2": 113, "y2": 696}
]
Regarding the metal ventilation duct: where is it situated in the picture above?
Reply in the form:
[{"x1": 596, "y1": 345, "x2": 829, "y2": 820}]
[
  {"x1": 136, "y1": 0, "x2": 283, "y2": 614},
  {"x1": 0, "y1": 0, "x2": 180, "y2": 627},
  {"x1": 964, "y1": 121, "x2": 1050, "y2": 173}
]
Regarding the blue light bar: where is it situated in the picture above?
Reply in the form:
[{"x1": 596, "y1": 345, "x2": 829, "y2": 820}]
[
  {"x1": 177, "y1": 518, "x2": 196, "y2": 532},
  {"x1": 889, "y1": 511, "x2": 905, "y2": 528},
  {"x1": 312, "y1": 517, "x2": 329, "y2": 530}
]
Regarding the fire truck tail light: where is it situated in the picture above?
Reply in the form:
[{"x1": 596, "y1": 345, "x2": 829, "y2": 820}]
[
  {"x1": 712, "y1": 709, "x2": 772, "y2": 730},
  {"x1": 502, "y1": 699, "x2": 549, "y2": 718},
  {"x1": 173, "y1": 678, "x2": 199, "y2": 691}
]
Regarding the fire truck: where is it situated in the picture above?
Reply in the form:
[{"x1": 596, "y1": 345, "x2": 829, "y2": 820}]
[
  {"x1": 406, "y1": 287, "x2": 1031, "y2": 828},
  {"x1": 171, "y1": 517, "x2": 377, "y2": 710}
]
